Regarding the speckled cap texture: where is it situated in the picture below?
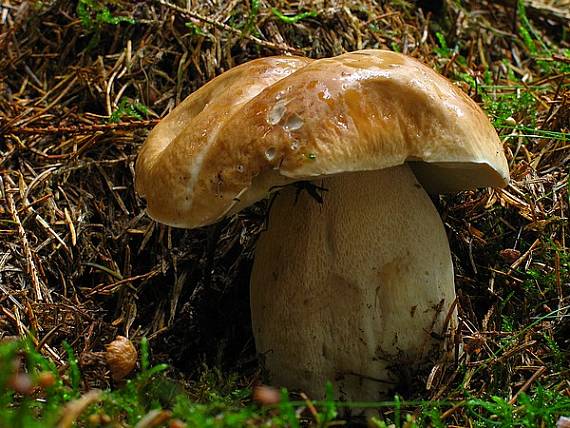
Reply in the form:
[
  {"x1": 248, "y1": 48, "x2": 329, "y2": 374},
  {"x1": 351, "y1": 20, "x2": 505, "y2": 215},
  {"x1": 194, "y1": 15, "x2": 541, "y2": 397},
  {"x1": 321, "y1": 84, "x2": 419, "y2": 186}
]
[{"x1": 135, "y1": 50, "x2": 509, "y2": 228}]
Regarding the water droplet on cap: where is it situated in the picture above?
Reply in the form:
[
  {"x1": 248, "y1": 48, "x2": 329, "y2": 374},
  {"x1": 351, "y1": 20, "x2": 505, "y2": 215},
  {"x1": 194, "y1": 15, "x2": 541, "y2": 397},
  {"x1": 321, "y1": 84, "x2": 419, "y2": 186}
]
[
  {"x1": 265, "y1": 147, "x2": 276, "y2": 161},
  {"x1": 284, "y1": 114, "x2": 303, "y2": 131},
  {"x1": 267, "y1": 100, "x2": 286, "y2": 125}
]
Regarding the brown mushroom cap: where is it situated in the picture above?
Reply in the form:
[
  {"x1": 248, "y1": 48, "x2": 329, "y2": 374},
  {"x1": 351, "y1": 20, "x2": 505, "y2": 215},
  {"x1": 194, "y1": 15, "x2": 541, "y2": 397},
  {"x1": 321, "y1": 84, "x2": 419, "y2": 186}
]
[
  {"x1": 136, "y1": 50, "x2": 509, "y2": 228},
  {"x1": 135, "y1": 56, "x2": 312, "y2": 227}
]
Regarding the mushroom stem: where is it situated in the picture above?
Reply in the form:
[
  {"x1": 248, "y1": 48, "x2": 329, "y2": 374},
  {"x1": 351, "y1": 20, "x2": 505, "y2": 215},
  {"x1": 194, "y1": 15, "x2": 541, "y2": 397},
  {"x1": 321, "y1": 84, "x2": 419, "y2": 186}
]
[{"x1": 250, "y1": 164, "x2": 457, "y2": 401}]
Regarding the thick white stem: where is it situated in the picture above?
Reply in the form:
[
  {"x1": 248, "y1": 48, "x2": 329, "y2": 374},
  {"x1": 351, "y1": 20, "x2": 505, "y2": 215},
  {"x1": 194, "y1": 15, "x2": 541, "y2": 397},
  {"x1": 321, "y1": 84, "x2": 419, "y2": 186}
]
[{"x1": 250, "y1": 164, "x2": 457, "y2": 401}]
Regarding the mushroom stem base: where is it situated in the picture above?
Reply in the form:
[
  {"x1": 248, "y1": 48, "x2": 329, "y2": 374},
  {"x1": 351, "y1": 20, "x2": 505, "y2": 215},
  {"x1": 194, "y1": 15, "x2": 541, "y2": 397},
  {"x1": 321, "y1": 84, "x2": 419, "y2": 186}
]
[{"x1": 250, "y1": 164, "x2": 458, "y2": 401}]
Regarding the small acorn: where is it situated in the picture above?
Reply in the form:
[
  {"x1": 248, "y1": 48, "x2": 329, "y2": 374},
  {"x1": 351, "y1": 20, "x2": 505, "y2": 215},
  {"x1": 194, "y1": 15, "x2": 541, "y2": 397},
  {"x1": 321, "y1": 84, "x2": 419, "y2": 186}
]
[
  {"x1": 105, "y1": 336, "x2": 138, "y2": 381},
  {"x1": 499, "y1": 248, "x2": 521, "y2": 263},
  {"x1": 169, "y1": 419, "x2": 187, "y2": 428},
  {"x1": 37, "y1": 371, "x2": 57, "y2": 389},
  {"x1": 8, "y1": 373, "x2": 34, "y2": 395},
  {"x1": 252, "y1": 385, "x2": 281, "y2": 405}
]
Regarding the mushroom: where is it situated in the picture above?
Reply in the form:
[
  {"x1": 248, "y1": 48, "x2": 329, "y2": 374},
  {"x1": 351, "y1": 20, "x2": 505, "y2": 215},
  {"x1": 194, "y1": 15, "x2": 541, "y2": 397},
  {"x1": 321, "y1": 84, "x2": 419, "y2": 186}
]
[{"x1": 135, "y1": 50, "x2": 509, "y2": 401}]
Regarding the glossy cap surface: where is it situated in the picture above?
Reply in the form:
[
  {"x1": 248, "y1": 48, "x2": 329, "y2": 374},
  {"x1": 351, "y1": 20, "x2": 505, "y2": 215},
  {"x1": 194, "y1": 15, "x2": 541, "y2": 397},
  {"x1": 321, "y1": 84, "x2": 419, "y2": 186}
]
[{"x1": 136, "y1": 50, "x2": 509, "y2": 228}]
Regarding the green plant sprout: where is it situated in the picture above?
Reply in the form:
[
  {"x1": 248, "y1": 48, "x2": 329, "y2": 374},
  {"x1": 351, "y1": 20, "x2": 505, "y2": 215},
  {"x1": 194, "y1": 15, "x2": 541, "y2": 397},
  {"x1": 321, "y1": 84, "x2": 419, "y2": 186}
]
[
  {"x1": 77, "y1": 0, "x2": 135, "y2": 32},
  {"x1": 109, "y1": 98, "x2": 149, "y2": 123},
  {"x1": 271, "y1": 8, "x2": 318, "y2": 24}
]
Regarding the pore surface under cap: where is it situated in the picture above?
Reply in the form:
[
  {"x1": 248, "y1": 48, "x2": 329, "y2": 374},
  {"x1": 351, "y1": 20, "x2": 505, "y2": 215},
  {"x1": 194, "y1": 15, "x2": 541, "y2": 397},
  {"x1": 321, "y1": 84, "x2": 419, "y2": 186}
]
[{"x1": 136, "y1": 50, "x2": 509, "y2": 228}]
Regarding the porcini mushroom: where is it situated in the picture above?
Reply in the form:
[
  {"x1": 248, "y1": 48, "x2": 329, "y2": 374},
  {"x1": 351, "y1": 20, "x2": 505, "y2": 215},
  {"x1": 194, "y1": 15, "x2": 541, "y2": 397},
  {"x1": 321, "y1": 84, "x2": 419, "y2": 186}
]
[{"x1": 135, "y1": 50, "x2": 509, "y2": 401}]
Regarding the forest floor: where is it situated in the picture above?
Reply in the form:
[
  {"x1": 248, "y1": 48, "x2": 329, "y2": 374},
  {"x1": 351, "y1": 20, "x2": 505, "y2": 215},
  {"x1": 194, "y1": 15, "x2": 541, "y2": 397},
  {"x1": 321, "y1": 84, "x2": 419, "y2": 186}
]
[{"x1": 0, "y1": 0, "x2": 569, "y2": 426}]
